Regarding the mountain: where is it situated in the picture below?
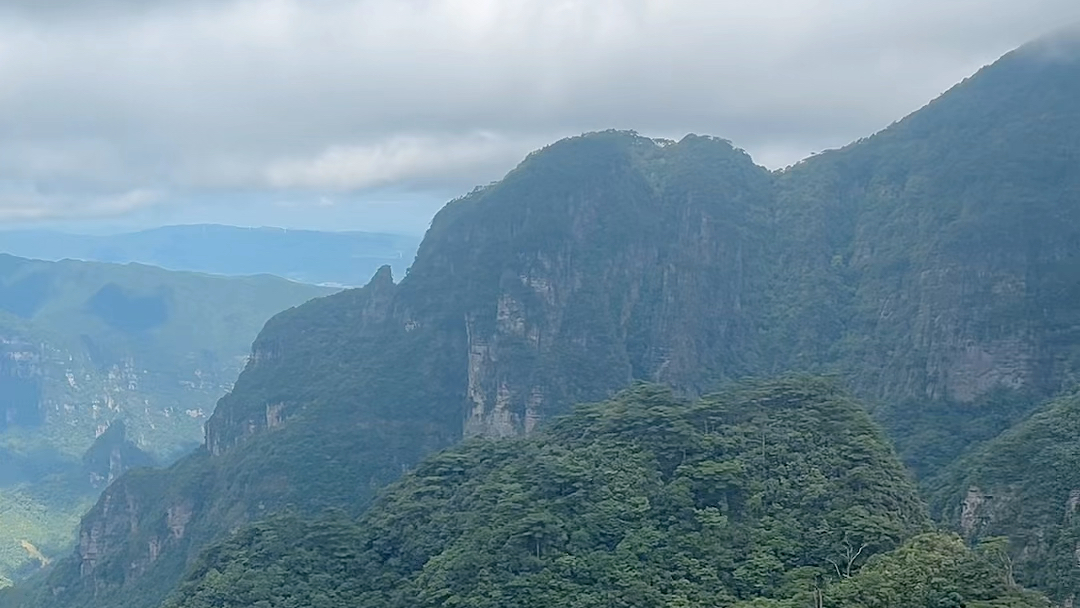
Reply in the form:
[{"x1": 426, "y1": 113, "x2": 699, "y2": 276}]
[
  {"x1": 79, "y1": 421, "x2": 156, "y2": 488},
  {"x1": 2, "y1": 131, "x2": 778, "y2": 608},
  {"x1": 927, "y1": 389, "x2": 1080, "y2": 603},
  {"x1": 770, "y1": 30, "x2": 1080, "y2": 476},
  {"x1": 162, "y1": 380, "x2": 1041, "y2": 608},
  {"x1": 0, "y1": 225, "x2": 420, "y2": 287},
  {"x1": 5, "y1": 31, "x2": 1080, "y2": 607},
  {"x1": 0, "y1": 255, "x2": 334, "y2": 585}
]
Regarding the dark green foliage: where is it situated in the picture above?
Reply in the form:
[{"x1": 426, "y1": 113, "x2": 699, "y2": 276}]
[
  {"x1": 873, "y1": 388, "x2": 1046, "y2": 480},
  {"x1": 766, "y1": 36, "x2": 1080, "y2": 478},
  {"x1": 160, "y1": 380, "x2": 1045, "y2": 608},
  {"x1": 163, "y1": 378, "x2": 931, "y2": 608},
  {"x1": 827, "y1": 533, "x2": 1047, "y2": 608},
  {"x1": 4, "y1": 270, "x2": 461, "y2": 608},
  {"x1": 928, "y1": 390, "x2": 1080, "y2": 604},
  {"x1": 0, "y1": 254, "x2": 334, "y2": 586},
  {"x1": 9, "y1": 33, "x2": 1080, "y2": 608}
]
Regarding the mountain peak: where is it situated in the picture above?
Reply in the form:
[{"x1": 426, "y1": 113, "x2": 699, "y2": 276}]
[
  {"x1": 368, "y1": 264, "x2": 394, "y2": 287},
  {"x1": 1017, "y1": 24, "x2": 1080, "y2": 62}
]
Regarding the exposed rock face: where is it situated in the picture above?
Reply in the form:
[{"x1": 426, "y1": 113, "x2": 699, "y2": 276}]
[
  {"x1": 74, "y1": 473, "x2": 195, "y2": 593},
  {"x1": 205, "y1": 265, "x2": 399, "y2": 456},
  {"x1": 81, "y1": 420, "x2": 156, "y2": 488},
  {"x1": 204, "y1": 133, "x2": 771, "y2": 454},
  {"x1": 959, "y1": 487, "x2": 990, "y2": 537},
  {"x1": 930, "y1": 389, "x2": 1080, "y2": 604}
]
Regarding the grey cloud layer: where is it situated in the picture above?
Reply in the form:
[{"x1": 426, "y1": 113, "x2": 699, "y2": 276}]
[{"x1": 0, "y1": 0, "x2": 1078, "y2": 224}]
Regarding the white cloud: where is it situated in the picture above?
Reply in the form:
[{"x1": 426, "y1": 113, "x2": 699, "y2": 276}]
[
  {"x1": 263, "y1": 133, "x2": 534, "y2": 190},
  {"x1": 0, "y1": 182, "x2": 163, "y2": 221},
  {"x1": 0, "y1": 0, "x2": 1077, "y2": 227}
]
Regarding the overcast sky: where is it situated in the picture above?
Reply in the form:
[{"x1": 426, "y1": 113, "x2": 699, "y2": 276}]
[{"x1": 0, "y1": 0, "x2": 1077, "y2": 234}]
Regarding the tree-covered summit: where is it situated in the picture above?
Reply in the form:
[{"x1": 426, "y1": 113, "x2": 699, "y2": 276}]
[{"x1": 161, "y1": 377, "x2": 1045, "y2": 608}]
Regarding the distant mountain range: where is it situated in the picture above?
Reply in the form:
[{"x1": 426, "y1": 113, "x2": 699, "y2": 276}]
[
  {"x1": 0, "y1": 254, "x2": 334, "y2": 586},
  {"x1": 0, "y1": 225, "x2": 420, "y2": 287}
]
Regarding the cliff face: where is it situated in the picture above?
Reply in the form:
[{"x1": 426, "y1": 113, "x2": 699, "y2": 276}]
[
  {"x1": 21, "y1": 133, "x2": 778, "y2": 608},
  {"x1": 826, "y1": 39, "x2": 1080, "y2": 405},
  {"x1": 766, "y1": 35, "x2": 1080, "y2": 475},
  {"x1": 203, "y1": 133, "x2": 772, "y2": 455},
  {"x1": 393, "y1": 133, "x2": 773, "y2": 439},
  {"x1": 81, "y1": 421, "x2": 156, "y2": 488},
  {"x1": 15, "y1": 34, "x2": 1080, "y2": 608},
  {"x1": 928, "y1": 391, "x2": 1080, "y2": 605}
]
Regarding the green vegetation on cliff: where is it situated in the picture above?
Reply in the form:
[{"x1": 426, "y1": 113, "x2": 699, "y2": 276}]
[
  {"x1": 0, "y1": 255, "x2": 334, "y2": 585},
  {"x1": 770, "y1": 33, "x2": 1080, "y2": 477},
  {"x1": 928, "y1": 390, "x2": 1080, "y2": 604},
  {"x1": 161, "y1": 379, "x2": 1042, "y2": 608}
]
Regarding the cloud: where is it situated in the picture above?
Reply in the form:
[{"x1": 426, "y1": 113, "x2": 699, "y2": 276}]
[
  {"x1": 264, "y1": 132, "x2": 535, "y2": 191},
  {"x1": 0, "y1": 183, "x2": 162, "y2": 221},
  {"x1": 0, "y1": 0, "x2": 1078, "y2": 228}
]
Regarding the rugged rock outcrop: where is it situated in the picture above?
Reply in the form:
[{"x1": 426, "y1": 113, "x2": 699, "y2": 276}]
[
  {"x1": 929, "y1": 390, "x2": 1080, "y2": 604},
  {"x1": 81, "y1": 421, "x2": 156, "y2": 488}
]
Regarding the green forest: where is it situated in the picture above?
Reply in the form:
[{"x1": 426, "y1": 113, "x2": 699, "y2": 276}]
[{"x1": 161, "y1": 380, "x2": 1042, "y2": 608}]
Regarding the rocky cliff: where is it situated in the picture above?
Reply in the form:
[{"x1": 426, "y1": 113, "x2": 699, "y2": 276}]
[
  {"x1": 206, "y1": 132, "x2": 773, "y2": 453},
  {"x1": 768, "y1": 32, "x2": 1080, "y2": 474}
]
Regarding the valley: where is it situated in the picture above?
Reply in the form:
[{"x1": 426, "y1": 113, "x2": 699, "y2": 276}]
[{"x1": 0, "y1": 256, "x2": 335, "y2": 585}]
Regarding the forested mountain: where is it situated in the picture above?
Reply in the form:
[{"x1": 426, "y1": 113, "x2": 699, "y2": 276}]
[
  {"x1": 772, "y1": 29, "x2": 1080, "y2": 477},
  {"x1": 3, "y1": 32, "x2": 1080, "y2": 608},
  {"x1": 160, "y1": 380, "x2": 1040, "y2": 608},
  {"x1": 0, "y1": 256, "x2": 333, "y2": 586},
  {"x1": 0, "y1": 225, "x2": 418, "y2": 287},
  {"x1": 928, "y1": 389, "x2": 1080, "y2": 603}
]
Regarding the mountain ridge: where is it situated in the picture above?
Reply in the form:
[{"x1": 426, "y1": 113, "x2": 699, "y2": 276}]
[{"x1": 0, "y1": 225, "x2": 419, "y2": 287}]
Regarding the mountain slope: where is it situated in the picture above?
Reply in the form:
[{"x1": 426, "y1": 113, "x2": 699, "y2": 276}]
[
  {"x1": 0, "y1": 255, "x2": 334, "y2": 585},
  {"x1": 0, "y1": 254, "x2": 336, "y2": 457},
  {"x1": 161, "y1": 380, "x2": 1042, "y2": 608},
  {"x1": 928, "y1": 390, "x2": 1080, "y2": 604},
  {"x1": 0, "y1": 225, "x2": 419, "y2": 287},
  {"x1": 770, "y1": 32, "x2": 1080, "y2": 475},
  {"x1": 10, "y1": 131, "x2": 777, "y2": 608},
  {"x1": 208, "y1": 131, "x2": 774, "y2": 453}
]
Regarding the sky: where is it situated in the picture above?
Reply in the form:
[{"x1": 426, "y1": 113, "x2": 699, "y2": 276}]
[{"x1": 1, "y1": 0, "x2": 1078, "y2": 235}]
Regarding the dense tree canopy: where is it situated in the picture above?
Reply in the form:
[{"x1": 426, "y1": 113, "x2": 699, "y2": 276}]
[{"x1": 160, "y1": 379, "x2": 1040, "y2": 608}]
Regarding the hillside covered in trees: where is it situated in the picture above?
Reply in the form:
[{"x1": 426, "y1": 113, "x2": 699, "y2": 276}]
[
  {"x1": 161, "y1": 380, "x2": 1042, "y2": 608},
  {"x1": 0, "y1": 256, "x2": 333, "y2": 586}
]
